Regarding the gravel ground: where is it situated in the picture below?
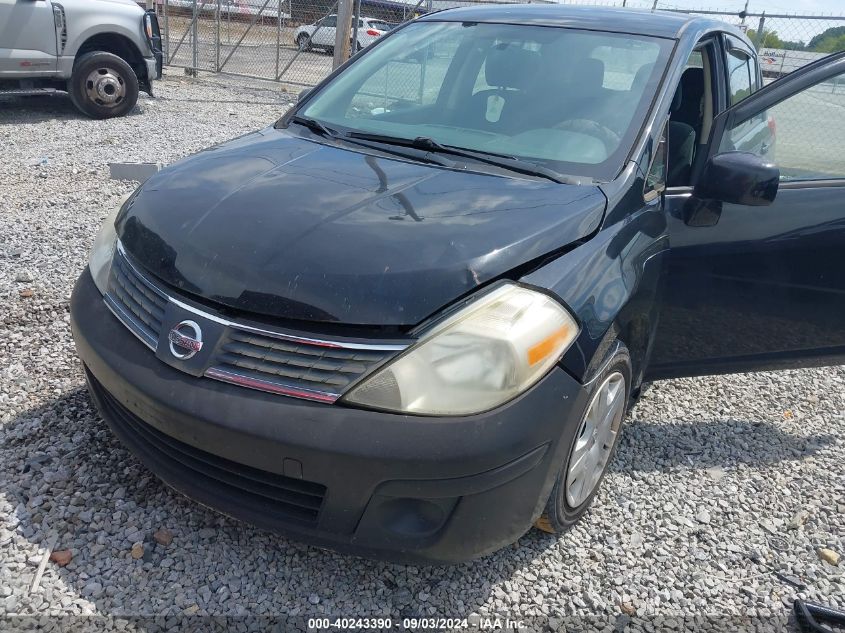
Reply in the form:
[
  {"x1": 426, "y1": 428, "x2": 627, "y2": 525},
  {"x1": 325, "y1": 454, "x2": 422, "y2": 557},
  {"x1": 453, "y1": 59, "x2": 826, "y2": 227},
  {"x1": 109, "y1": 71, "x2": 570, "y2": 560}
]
[{"x1": 1, "y1": 71, "x2": 844, "y2": 629}]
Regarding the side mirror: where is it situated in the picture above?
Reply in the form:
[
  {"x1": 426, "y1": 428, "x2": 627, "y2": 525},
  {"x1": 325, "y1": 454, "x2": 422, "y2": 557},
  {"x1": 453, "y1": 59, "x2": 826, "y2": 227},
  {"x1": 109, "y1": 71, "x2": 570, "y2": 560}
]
[
  {"x1": 298, "y1": 88, "x2": 311, "y2": 102},
  {"x1": 694, "y1": 151, "x2": 779, "y2": 206}
]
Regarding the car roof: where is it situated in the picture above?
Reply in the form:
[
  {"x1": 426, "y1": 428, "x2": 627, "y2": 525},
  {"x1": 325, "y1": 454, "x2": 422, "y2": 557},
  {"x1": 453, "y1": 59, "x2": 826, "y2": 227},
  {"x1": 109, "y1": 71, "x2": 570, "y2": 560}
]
[{"x1": 418, "y1": 4, "x2": 743, "y2": 41}]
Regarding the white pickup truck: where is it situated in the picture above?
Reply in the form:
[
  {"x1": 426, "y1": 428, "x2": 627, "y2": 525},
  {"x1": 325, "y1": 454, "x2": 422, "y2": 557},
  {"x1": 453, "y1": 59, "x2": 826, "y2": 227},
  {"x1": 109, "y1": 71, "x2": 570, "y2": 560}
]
[{"x1": 0, "y1": 0, "x2": 163, "y2": 118}]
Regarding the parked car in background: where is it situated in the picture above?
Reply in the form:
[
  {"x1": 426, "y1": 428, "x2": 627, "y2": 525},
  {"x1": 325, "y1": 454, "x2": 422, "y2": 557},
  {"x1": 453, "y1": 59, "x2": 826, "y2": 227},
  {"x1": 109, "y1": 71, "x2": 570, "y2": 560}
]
[
  {"x1": 0, "y1": 0, "x2": 162, "y2": 118},
  {"x1": 71, "y1": 5, "x2": 845, "y2": 563},
  {"x1": 295, "y1": 15, "x2": 394, "y2": 54}
]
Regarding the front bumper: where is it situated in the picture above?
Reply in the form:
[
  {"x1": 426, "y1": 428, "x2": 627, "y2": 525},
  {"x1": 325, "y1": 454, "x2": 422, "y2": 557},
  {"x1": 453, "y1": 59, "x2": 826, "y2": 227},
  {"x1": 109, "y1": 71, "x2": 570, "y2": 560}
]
[
  {"x1": 145, "y1": 56, "x2": 161, "y2": 83},
  {"x1": 71, "y1": 269, "x2": 589, "y2": 563},
  {"x1": 144, "y1": 9, "x2": 164, "y2": 80}
]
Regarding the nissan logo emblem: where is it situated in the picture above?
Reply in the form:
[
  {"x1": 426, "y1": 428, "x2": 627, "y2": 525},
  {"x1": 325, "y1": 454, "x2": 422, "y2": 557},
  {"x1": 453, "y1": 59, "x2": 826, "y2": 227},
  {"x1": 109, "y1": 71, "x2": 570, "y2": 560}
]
[{"x1": 168, "y1": 320, "x2": 203, "y2": 360}]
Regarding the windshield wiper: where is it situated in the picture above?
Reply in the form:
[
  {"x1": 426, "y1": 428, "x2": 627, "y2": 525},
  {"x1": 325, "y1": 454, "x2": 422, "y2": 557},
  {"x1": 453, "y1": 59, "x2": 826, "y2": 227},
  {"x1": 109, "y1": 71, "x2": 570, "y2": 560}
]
[
  {"x1": 346, "y1": 132, "x2": 586, "y2": 185},
  {"x1": 289, "y1": 117, "x2": 453, "y2": 167},
  {"x1": 290, "y1": 114, "x2": 338, "y2": 138},
  {"x1": 338, "y1": 135, "x2": 457, "y2": 168}
]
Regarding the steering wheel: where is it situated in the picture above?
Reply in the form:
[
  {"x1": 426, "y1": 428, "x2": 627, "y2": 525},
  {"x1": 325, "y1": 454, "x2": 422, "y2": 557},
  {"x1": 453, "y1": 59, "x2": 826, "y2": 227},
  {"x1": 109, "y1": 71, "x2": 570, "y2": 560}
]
[{"x1": 554, "y1": 119, "x2": 621, "y2": 153}]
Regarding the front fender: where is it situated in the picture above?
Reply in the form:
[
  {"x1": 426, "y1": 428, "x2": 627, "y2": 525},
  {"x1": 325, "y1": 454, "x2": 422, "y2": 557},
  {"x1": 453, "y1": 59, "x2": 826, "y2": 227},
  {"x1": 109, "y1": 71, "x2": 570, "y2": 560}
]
[
  {"x1": 522, "y1": 202, "x2": 668, "y2": 386},
  {"x1": 62, "y1": 1, "x2": 148, "y2": 60}
]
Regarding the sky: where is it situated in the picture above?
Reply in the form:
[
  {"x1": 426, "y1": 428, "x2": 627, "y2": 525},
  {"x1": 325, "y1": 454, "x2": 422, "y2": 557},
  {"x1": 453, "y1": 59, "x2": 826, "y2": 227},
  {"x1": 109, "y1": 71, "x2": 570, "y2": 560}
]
[{"x1": 561, "y1": 0, "x2": 845, "y2": 15}]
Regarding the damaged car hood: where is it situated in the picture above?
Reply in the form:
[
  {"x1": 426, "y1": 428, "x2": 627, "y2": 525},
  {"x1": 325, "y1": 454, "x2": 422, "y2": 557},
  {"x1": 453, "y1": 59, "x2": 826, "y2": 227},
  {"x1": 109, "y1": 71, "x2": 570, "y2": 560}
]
[{"x1": 117, "y1": 127, "x2": 606, "y2": 326}]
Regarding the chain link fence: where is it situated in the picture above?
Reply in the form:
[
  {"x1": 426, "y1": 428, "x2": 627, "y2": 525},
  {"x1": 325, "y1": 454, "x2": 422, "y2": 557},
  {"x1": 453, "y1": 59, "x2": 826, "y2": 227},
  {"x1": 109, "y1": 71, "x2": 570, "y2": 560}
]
[
  {"x1": 155, "y1": 0, "x2": 474, "y2": 86},
  {"x1": 152, "y1": 0, "x2": 845, "y2": 88},
  {"x1": 655, "y1": 7, "x2": 845, "y2": 79}
]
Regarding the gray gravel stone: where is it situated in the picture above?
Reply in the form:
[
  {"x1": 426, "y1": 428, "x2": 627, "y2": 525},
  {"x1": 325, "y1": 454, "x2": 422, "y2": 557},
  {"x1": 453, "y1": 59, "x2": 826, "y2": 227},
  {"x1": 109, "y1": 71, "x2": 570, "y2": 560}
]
[
  {"x1": 0, "y1": 69, "x2": 843, "y2": 625},
  {"x1": 14, "y1": 270, "x2": 34, "y2": 283}
]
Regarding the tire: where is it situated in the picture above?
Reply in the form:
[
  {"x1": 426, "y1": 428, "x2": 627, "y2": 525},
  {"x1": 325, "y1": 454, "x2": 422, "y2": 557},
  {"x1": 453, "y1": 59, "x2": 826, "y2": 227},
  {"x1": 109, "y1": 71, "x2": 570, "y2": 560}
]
[
  {"x1": 535, "y1": 345, "x2": 631, "y2": 534},
  {"x1": 68, "y1": 51, "x2": 139, "y2": 119},
  {"x1": 296, "y1": 34, "x2": 311, "y2": 52}
]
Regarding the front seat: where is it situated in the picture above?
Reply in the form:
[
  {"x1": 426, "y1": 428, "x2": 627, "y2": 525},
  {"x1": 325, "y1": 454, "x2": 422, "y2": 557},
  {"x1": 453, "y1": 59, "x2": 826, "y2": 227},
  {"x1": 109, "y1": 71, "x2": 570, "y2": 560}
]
[
  {"x1": 674, "y1": 67, "x2": 706, "y2": 142},
  {"x1": 557, "y1": 57, "x2": 610, "y2": 126},
  {"x1": 667, "y1": 81, "x2": 696, "y2": 187},
  {"x1": 469, "y1": 44, "x2": 541, "y2": 131}
]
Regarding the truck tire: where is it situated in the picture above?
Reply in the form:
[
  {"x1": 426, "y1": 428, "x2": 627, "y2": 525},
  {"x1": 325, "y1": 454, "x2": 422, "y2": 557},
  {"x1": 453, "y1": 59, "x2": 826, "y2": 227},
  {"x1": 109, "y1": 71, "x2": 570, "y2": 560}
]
[
  {"x1": 535, "y1": 345, "x2": 631, "y2": 534},
  {"x1": 68, "y1": 52, "x2": 139, "y2": 119}
]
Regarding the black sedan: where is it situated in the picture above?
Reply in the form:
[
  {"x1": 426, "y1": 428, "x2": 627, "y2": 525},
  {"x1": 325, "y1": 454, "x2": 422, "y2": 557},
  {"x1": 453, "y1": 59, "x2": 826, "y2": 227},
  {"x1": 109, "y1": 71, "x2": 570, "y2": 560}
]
[{"x1": 71, "y1": 5, "x2": 845, "y2": 563}]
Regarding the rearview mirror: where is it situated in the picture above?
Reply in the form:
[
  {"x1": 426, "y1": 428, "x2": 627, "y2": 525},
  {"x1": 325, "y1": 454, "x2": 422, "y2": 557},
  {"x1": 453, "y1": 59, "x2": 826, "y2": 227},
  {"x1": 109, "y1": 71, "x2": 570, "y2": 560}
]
[{"x1": 694, "y1": 151, "x2": 779, "y2": 206}]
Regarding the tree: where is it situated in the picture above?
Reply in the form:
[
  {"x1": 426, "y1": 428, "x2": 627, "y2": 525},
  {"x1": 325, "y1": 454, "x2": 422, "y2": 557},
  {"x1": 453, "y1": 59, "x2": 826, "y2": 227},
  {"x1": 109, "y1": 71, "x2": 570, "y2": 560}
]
[
  {"x1": 746, "y1": 29, "x2": 804, "y2": 51},
  {"x1": 807, "y1": 26, "x2": 845, "y2": 52},
  {"x1": 811, "y1": 32, "x2": 845, "y2": 53}
]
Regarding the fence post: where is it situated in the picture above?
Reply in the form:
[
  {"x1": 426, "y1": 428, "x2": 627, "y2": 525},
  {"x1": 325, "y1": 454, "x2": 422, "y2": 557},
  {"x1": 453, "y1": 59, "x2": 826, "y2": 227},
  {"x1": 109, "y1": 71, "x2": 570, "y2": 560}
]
[
  {"x1": 164, "y1": 0, "x2": 170, "y2": 62},
  {"x1": 216, "y1": 0, "x2": 221, "y2": 72},
  {"x1": 333, "y1": 0, "x2": 354, "y2": 69},
  {"x1": 351, "y1": 0, "x2": 360, "y2": 55},
  {"x1": 755, "y1": 13, "x2": 766, "y2": 49},
  {"x1": 276, "y1": 0, "x2": 281, "y2": 80},
  {"x1": 191, "y1": 0, "x2": 199, "y2": 75}
]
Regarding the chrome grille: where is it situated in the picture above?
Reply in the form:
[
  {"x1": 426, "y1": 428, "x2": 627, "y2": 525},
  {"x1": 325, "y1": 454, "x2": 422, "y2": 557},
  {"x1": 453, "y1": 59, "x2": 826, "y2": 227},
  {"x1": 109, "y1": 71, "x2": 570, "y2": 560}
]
[
  {"x1": 102, "y1": 242, "x2": 407, "y2": 403},
  {"x1": 207, "y1": 330, "x2": 394, "y2": 402},
  {"x1": 104, "y1": 248, "x2": 167, "y2": 350}
]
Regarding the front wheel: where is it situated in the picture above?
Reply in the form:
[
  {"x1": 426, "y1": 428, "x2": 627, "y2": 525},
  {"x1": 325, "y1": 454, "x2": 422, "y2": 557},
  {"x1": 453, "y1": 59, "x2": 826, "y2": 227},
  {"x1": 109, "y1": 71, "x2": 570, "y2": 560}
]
[
  {"x1": 68, "y1": 52, "x2": 139, "y2": 119},
  {"x1": 535, "y1": 346, "x2": 631, "y2": 533}
]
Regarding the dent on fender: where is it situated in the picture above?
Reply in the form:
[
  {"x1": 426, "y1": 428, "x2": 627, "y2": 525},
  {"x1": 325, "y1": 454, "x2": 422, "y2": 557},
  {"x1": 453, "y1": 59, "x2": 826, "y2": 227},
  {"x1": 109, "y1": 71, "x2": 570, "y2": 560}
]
[{"x1": 522, "y1": 203, "x2": 668, "y2": 383}]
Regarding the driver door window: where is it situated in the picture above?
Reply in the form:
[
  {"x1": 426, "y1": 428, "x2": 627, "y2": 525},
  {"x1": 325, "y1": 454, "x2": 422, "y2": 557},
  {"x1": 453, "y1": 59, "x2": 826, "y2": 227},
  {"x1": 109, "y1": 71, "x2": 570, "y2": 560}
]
[
  {"x1": 666, "y1": 43, "x2": 715, "y2": 187},
  {"x1": 720, "y1": 70, "x2": 845, "y2": 181}
]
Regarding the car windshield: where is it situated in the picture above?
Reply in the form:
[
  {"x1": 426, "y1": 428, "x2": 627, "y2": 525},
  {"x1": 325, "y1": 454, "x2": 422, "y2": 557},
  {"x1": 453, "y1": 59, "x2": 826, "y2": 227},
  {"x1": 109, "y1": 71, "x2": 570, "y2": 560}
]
[
  {"x1": 367, "y1": 21, "x2": 393, "y2": 31},
  {"x1": 299, "y1": 21, "x2": 672, "y2": 181}
]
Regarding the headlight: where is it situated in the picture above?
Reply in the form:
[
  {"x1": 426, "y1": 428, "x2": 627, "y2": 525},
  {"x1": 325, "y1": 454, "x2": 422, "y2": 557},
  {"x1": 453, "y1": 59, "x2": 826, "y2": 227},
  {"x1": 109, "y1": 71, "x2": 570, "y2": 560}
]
[
  {"x1": 88, "y1": 205, "x2": 121, "y2": 295},
  {"x1": 343, "y1": 283, "x2": 579, "y2": 415},
  {"x1": 144, "y1": 13, "x2": 154, "y2": 40}
]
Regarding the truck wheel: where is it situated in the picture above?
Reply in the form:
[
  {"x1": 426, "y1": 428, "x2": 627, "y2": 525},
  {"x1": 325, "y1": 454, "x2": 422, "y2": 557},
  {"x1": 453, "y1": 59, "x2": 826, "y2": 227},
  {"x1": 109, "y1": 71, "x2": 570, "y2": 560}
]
[
  {"x1": 69, "y1": 52, "x2": 139, "y2": 119},
  {"x1": 535, "y1": 346, "x2": 631, "y2": 534}
]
